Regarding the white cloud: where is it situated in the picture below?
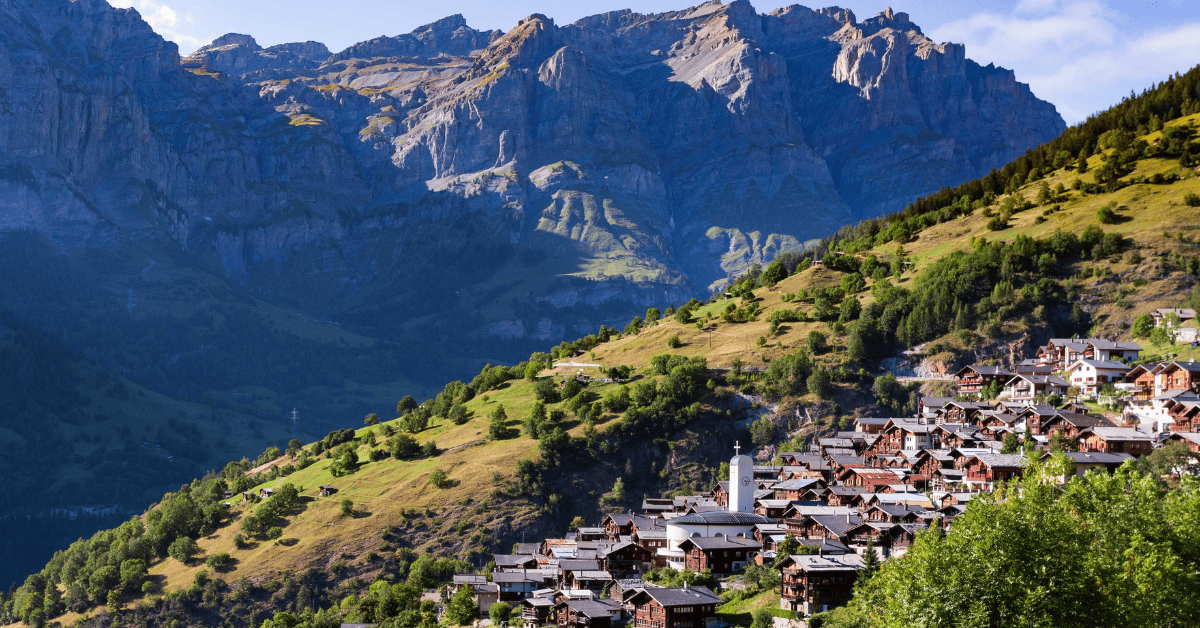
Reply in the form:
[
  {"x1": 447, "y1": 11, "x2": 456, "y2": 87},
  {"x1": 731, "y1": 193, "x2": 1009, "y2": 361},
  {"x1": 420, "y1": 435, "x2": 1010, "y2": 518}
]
[
  {"x1": 107, "y1": 0, "x2": 206, "y2": 53},
  {"x1": 930, "y1": 2, "x2": 1200, "y2": 124}
]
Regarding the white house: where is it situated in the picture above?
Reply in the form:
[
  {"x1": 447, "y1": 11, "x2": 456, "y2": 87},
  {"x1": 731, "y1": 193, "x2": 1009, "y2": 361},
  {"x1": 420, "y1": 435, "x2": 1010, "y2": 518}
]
[{"x1": 1064, "y1": 359, "x2": 1130, "y2": 396}]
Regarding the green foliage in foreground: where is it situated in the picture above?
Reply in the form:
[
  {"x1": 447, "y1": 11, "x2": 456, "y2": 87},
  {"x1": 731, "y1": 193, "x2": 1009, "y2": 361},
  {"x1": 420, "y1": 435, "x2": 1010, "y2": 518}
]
[{"x1": 826, "y1": 461, "x2": 1200, "y2": 628}]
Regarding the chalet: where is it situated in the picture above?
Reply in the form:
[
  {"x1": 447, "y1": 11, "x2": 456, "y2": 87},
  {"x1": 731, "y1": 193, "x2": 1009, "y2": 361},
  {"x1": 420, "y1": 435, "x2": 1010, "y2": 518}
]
[
  {"x1": 495, "y1": 554, "x2": 539, "y2": 570},
  {"x1": 1041, "y1": 450, "x2": 1133, "y2": 476},
  {"x1": 864, "y1": 504, "x2": 927, "y2": 524},
  {"x1": 977, "y1": 411, "x2": 1020, "y2": 437},
  {"x1": 954, "y1": 365, "x2": 1013, "y2": 396},
  {"x1": 564, "y1": 570, "x2": 613, "y2": 593},
  {"x1": 453, "y1": 574, "x2": 488, "y2": 590},
  {"x1": 918, "y1": 396, "x2": 954, "y2": 415},
  {"x1": 1084, "y1": 339, "x2": 1142, "y2": 362},
  {"x1": 818, "y1": 438, "x2": 857, "y2": 456},
  {"x1": 522, "y1": 596, "x2": 557, "y2": 626},
  {"x1": 827, "y1": 455, "x2": 867, "y2": 477},
  {"x1": 317, "y1": 485, "x2": 336, "y2": 497},
  {"x1": 1015, "y1": 363, "x2": 1055, "y2": 376},
  {"x1": 708, "y1": 483, "x2": 729, "y2": 508},
  {"x1": 494, "y1": 570, "x2": 555, "y2": 602},
  {"x1": 1165, "y1": 431, "x2": 1200, "y2": 453},
  {"x1": 1002, "y1": 374, "x2": 1068, "y2": 403},
  {"x1": 877, "y1": 523, "x2": 927, "y2": 557},
  {"x1": 1039, "y1": 412, "x2": 1113, "y2": 439},
  {"x1": 839, "y1": 468, "x2": 900, "y2": 491},
  {"x1": 597, "y1": 542, "x2": 649, "y2": 576},
  {"x1": 631, "y1": 529, "x2": 668, "y2": 567},
  {"x1": 868, "y1": 420, "x2": 935, "y2": 456},
  {"x1": 258, "y1": 487, "x2": 275, "y2": 499},
  {"x1": 677, "y1": 536, "x2": 761, "y2": 574},
  {"x1": 930, "y1": 467, "x2": 966, "y2": 491},
  {"x1": 641, "y1": 499, "x2": 674, "y2": 516},
  {"x1": 555, "y1": 599, "x2": 621, "y2": 628},
  {"x1": 754, "y1": 500, "x2": 793, "y2": 519},
  {"x1": 577, "y1": 527, "x2": 606, "y2": 542},
  {"x1": 601, "y1": 514, "x2": 660, "y2": 540},
  {"x1": 939, "y1": 401, "x2": 992, "y2": 425},
  {"x1": 852, "y1": 417, "x2": 892, "y2": 434},
  {"x1": 771, "y1": 478, "x2": 823, "y2": 501},
  {"x1": 826, "y1": 486, "x2": 868, "y2": 506},
  {"x1": 1152, "y1": 308, "x2": 1197, "y2": 327},
  {"x1": 1016, "y1": 405, "x2": 1058, "y2": 434},
  {"x1": 1064, "y1": 359, "x2": 1130, "y2": 396},
  {"x1": 1037, "y1": 339, "x2": 1090, "y2": 370},
  {"x1": 223, "y1": 490, "x2": 233, "y2": 500},
  {"x1": 1165, "y1": 399, "x2": 1200, "y2": 432},
  {"x1": 1077, "y1": 427, "x2": 1154, "y2": 456},
  {"x1": 788, "y1": 514, "x2": 865, "y2": 543},
  {"x1": 964, "y1": 454, "x2": 1024, "y2": 486},
  {"x1": 778, "y1": 553, "x2": 864, "y2": 615},
  {"x1": 629, "y1": 585, "x2": 722, "y2": 628},
  {"x1": 753, "y1": 523, "x2": 788, "y2": 548},
  {"x1": 1160, "y1": 361, "x2": 1200, "y2": 394}
]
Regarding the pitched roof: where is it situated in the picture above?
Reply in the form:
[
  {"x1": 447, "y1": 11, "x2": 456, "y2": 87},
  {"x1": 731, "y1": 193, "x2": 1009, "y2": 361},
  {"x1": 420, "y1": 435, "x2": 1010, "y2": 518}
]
[
  {"x1": 1050, "y1": 412, "x2": 1113, "y2": 428},
  {"x1": 1066, "y1": 359, "x2": 1130, "y2": 372},
  {"x1": 956, "y1": 364, "x2": 1012, "y2": 377},
  {"x1": 678, "y1": 536, "x2": 762, "y2": 551},
  {"x1": 632, "y1": 586, "x2": 723, "y2": 607},
  {"x1": 1048, "y1": 451, "x2": 1134, "y2": 464},
  {"x1": 808, "y1": 514, "x2": 865, "y2": 536},
  {"x1": 778, "y1": 553, "x2": 864, "y2": 573},
  {"x1": 666, "y1": 511, "x2": 775, "y2": 526},
  {"x1": 971, "y1": 453, "x2": 1026, "y2": 469},
  {"x1": 1086, "y1": 339, "x2": 1142, "y2": 351},
  {"x1": 1080, "y1": 427, "x2": 1154, "y2": 442}
]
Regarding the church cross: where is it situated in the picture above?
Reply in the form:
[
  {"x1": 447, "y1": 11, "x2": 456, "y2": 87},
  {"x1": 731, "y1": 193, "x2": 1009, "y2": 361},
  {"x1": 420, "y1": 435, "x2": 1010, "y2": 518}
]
[{"x1": 734, "y1": 441, "x2": 741, "y2": 456}]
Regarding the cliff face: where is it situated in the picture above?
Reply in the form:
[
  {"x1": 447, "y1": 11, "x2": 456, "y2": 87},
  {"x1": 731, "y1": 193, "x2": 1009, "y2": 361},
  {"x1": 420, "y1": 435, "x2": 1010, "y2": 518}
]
[{"x1": 0, "y1": 0, "x2": 1064, "y2": 384}]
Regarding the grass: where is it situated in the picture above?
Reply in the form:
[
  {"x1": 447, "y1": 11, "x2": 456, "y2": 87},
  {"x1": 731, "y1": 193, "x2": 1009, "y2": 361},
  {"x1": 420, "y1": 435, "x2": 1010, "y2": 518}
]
[{"x1": 716, "y1": 588, "x2": 789, "y2": 625}]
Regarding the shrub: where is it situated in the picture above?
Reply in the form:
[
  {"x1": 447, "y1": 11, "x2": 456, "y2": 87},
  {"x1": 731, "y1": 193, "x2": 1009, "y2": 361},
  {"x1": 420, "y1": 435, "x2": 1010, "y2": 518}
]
[
  {"x1": 1096, "y1": 205, "x2": 1118, "y2": 224},
  {"x1": 340, "y1": 498, "x2": 354, "y2": 517},
  {"x1": 168, "y1": 537, "x2": 198, "y2": 564},
  {"x1": 489, "y1": 602, "x2": 512, "y2": 624},
  {"x1": 987, "y1": 216, "x2": 1009, "y2": 231},
  {"x1": 667, "y1": 334, "x2": 682, "y2": 349},
  {"x1": 266, "y1": 526, "x2": 283, "y2": 540},
  {"x1": 429, "y1": 469, "x2": 449, "y2": 488},
  {"x1": 205, "y1": 552, "x2": 232, "y2": 571},
  {"x1": 1184, "y1": 193, "x2": 1200, "y2": 207}
]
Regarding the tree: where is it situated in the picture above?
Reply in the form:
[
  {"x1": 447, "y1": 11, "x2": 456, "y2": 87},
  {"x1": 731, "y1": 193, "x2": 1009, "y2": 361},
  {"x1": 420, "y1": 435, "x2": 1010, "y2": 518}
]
[
  {"x1": 444, "y1": 586, "x2": 478, "y2": 625},
  {"x1": 807, "y1": 369, "x2": 833, "y2": 399},
  {"x1": 667, "y1": 334, "x2": 682, "y2": 349},
  {"x1": 847, "y1": 325, "x2": 868, "y2": 362},
  {"x1": 429, "y1": 469, "x2": 449, "y2": 489},
  {"x1": 1001, "y1": 431, "x2": 1021, "y2": 454},
  {"x1": 569, "y1": 516, "x2": 586, "y2": 531},
  {"x1": 859, "y1": 540, "x2": 880, "y2": 582},
  {"x1": 750, "y1": 417, "x2": 774, "y2": 447},
  {"x1": 489, "y1": 405, "x2": 509, "y2": 440},
  {"x1": 397, "y1": 395, "x2": 417, "y2": 415},
  {"x1": 807, "y1": 330, "x2": 828, "y2": 355},
  {"x1": 761, "y1": 261, "x2": 788, "y2": 286},
  {"x1": 525, "y1": 401, "x2": 547, "y2": 438},
  {"x1": 389, "y1": 433, "x2": 420, "y2": 459},
  {"x1": 750, "y1": 609, "x2": 772, "y2": 628},
  {"x1": 489, "y1": 602, "x2": 512, "y2": 624},
  {"x1": 422, "y1": 441, "x2": 439, "y2": 457},
  {"x1": 1096, "y1": 205, "x2": 1118, "y2": 224},
  {"x1": 205, "y1": 553, "x2": 231, "y2": 571},
  {"x1": 119, "y1": 559, "x2": 147, "y2": 592},
  {"x1": 1132, "y1": 313, "x2": 1154, "y2": 337},
  {"x1": 364, "y1": 413, "x2": 380, "y2": 426},
  {"x1": 774, "y1": 534, "x2": 801, "y2": 565},
  {"x1": 167, "y1": 537, "x2": 197, "y2": 564},
  {"x1": 608, "y1": 478, "x2": 626, "y2": 503},
  {"x1": 340, "y1": 498, "x2": 354, "y2": 517},
  {"x1": 1077, "y1": 149, "x2": 1089, "y2": 173},
  {"x1": 645, "y1": 307, "x2": 661, "y2": 324}
]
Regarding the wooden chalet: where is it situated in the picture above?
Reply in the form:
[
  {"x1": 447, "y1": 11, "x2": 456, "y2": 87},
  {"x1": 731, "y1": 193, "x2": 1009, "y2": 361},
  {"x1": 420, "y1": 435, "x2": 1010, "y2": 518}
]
[
  {"x1": 598, "y1": 541, "x2": 651, "y2": 576},
  {"x1": 938, "y1": 401, "x2": 991, "y2": 425},
  {"x1": 964, "y1": 454, "x2": 1024, "y2": 485},
  {"x1": 677, "y1": 536, "x2": 761, "y2": 574},
  {"x1": 778, "y1": 553, "x2": 864, "y2": 615},
  {"x1": 1166, "y1": 399, "x2": 1200, "y2": 432},
  {"x1": 1002, "y1": 374, "x2": 1069, "y2": 403},
  {"x1": 1039, "y1": 412, "x2": 1113, "y2": 439},
  {"x1": 628, "y1": 586, "x2": 722, "y2": 628},
  {"x1": 1064, "y1": 359, "x2": 1131, "y2": 396},
  {"x1": 1160, "y1": 361, "x2": 1200, "y2": 394},
  {"x1": 1041, "y1": 450, "x2": 1133, "y2": 476},
  {"x1": 852, "y1": 417, "x2": 891, "y2": 434},
  {"x1": 555, "y1": 599, "x2": 620, "y2": 628},
  {"x1": 1166, "y1": 431, "x2": 1200, "y2": 453},
  {"x1": 954, "y1": 365, "x2": 1013, "y2": 396},
  {"x1": 1077, "y1": 427, "x2": 1154, "y2": 456}
]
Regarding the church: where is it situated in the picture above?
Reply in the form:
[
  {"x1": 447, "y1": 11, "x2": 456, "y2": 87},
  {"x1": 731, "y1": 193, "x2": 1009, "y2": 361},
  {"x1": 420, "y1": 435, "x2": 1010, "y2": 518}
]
[{"x1": 660, "y1": 444, "x2": 774, "y2": 571}]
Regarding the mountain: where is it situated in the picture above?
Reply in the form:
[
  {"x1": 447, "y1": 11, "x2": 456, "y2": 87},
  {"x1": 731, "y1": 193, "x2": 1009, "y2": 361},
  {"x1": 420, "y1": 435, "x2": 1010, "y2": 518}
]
[
  {"x1": 4, "y1": 84, "x2": 1196, "y2": 625},
  {"x1": 0, "y1": 0, "x2": 1063, "y2": 398}
]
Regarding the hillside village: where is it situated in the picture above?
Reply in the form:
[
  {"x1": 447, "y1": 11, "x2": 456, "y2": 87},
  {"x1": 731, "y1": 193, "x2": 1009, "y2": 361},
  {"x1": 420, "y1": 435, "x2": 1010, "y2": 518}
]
[{"x1": 441, "y1": 314, "x2": 1200, "y2": 627}]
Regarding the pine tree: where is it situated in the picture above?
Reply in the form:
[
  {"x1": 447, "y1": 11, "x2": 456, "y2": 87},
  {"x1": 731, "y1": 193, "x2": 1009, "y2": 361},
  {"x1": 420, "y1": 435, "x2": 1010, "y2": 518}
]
[
  {"x1": 858, "y1": 540, "x2": 881, "y2": 587},
  {"x1": 1077, "y1": 150, "x2": 1089, "y2": 173}
]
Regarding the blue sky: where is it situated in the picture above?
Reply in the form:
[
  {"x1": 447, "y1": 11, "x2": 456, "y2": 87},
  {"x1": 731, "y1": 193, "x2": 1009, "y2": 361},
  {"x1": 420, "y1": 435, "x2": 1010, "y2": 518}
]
[{"x1": 108, "y1": 0, "x2": 1200, "y2": 124}]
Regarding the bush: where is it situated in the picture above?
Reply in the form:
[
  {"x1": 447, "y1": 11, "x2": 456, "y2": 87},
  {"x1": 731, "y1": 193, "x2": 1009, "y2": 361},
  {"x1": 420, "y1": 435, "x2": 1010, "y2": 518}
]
[
  {"x1": 667, "y1": 334, "x2": 682, "y2": 349},
  {"x1": 806, "y1": 330, "x2": 828, "y2": 355},
  {"x1": 429, "y1": 469, "x2": 449, "y2": 488},
  {"x1": 168, "y1": 537, "x2": 198, "y2": 564},
  {"x1": 340, "y1": 498, "x2": 354, "y2": 517},
  {"x1": 1096, "y1": 205, "x2": 1118, "y2": 224},
  {"x1": 489, "y1": 602, "x2": 513, "y2": 624},
  {"x1": 987, "y1": 216, "x2": 1009, "y2": 231},
  {"x1": 1184, "y1": 193, "x2": 1200, "y2": 207},
  {"x1": 205, "y1": 552, "x2": 232, "y2": 571},
  {"x1": 266, "y1": 526, "x2": 283, "y2": 540}
]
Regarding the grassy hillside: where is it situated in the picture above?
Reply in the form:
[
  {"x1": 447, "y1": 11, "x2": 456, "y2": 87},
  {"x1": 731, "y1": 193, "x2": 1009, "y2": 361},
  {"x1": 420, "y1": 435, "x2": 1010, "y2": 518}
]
[{"x1": 4, "y1": 72, "x2": 1200, "y2": 628}]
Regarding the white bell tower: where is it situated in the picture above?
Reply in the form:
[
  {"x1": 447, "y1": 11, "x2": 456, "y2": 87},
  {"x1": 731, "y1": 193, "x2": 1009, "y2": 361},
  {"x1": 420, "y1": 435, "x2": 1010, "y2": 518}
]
[{"x1": 729, "y1": 442, "x2": 754, "y2": 513}]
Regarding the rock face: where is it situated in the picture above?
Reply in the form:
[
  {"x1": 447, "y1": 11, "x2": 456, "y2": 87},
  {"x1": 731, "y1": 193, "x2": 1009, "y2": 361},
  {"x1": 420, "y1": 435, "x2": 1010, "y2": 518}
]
[{"x1": 0, "y1": 0, "x2": 1064, "y2": 388}]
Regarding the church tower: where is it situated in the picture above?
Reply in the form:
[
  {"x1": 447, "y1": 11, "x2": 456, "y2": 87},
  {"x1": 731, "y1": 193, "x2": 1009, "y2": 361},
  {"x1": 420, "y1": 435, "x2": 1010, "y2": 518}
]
[{"x1": 728, "y1": 442, "x2": 754, "y2": 513}]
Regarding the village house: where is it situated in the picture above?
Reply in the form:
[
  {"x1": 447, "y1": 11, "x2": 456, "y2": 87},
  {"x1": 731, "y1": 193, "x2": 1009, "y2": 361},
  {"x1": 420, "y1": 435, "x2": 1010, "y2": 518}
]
[
  {"x1": 918, "y1": 396, "x2": 954, "y2": 415},
  {"x1": 954, "y1": 365, "x2": 1013, "y2": 397},
  {"x1": 1064, "y1": 359, "x2": 1130, "y2": 396},
  {"x1": 1037, "y1": 339, "x2": 1091, "y2": 370},
  {"x1": 851, "y1": 417, "x2": 892, "y2": 434},
  {"x1": 494, "y1": 570, "x2": 555, "y2": 602},
  {"x1": 938, "y1": 401, "x2": 991, "y2": 425},
  {"x1": 1002, "y1": 374, "x2": 1069, "y2": 404},
  {"x1": 1151, "y1": 308, "x2": 1197, "y2": 327},
  {"x1": 1077, "y1": 427, "x2": 1154, "y2": 456},
  {"x1": 778, "y1": 553, "x2": 864, "y2": 615},
  {"x1": 1041, "y1": 451, "x2": 1133, "y2": 476},
  {"x1": 1084, "y1": 339, "x2": 1142, "y2": 362},
  {"x1": 629, "y1": 585, "x2": 722, "y2": 628},
  {"x1": 1160, "y1": 361, "x2": 1200, "y2": 394},
  {"x1": 555, "y1": 598, "x2": 621, "y2": 628},
  {"x1": 1039, "y1": 412, "x2": 1114, "y2": 439},
  {"x1": 963, "y1": 454, "x2": 1024, "y2": 487},
  {"x1": 677, "y1": 536, "x2": 761, "y2": 574},
  {"x1": 521, "y1": 594, "x2": 557, "y2": 626},
  {"x1": 598, "y1": 541, "x2": 652, "y2": 576},
  {"x1": 1165, "y1": 398, "x2": 1200, "y2": 432},
  {"x1": 1166, "y1": 431, "x2": 1200, "y2": 453}
]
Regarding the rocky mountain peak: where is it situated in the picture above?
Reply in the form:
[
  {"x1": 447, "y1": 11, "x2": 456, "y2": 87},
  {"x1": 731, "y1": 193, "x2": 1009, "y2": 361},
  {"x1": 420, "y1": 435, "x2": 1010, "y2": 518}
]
[{"x1": 210, "y1": 33, "x2": 260, "y2": 49}]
